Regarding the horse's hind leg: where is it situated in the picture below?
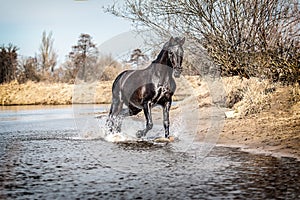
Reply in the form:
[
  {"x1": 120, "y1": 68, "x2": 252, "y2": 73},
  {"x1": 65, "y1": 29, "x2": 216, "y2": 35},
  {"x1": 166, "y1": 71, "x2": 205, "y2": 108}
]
[{"x1": 107, "y1": 97, "x2": 123, "y2": 132}]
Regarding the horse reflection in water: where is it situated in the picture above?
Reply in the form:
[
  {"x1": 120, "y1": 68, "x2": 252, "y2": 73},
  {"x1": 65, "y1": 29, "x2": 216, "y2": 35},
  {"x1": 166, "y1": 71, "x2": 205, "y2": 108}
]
[{"x1": 107, "y1": 37, "x2": 185, "y2": 138}]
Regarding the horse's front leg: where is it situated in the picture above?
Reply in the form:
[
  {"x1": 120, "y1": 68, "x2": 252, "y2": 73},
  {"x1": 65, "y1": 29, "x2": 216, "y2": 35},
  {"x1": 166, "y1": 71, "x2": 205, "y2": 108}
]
[
  {"x1": 136, "y1": 102, "x2": 153, "y2": 138},
  {"x1": 163, "y1": 101, "x2": 171, "y2": 138}
]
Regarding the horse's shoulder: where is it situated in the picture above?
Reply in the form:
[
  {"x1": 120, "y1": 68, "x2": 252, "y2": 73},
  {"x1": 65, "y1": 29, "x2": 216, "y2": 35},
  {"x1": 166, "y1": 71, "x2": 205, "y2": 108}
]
[
  {"x1": 115, "y1": 70, "x2": 134, "y2": 81},
  {"x1": 118, "y1": 70, "x2": 131, "y2": 76},
  {"x1": 113, "y1": 70, "x2": 130, "y2": 89}
]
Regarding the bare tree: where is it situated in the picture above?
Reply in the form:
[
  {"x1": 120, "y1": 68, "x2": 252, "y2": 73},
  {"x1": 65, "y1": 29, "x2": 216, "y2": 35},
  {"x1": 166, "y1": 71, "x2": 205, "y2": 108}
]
[
  {"x1": 128, "y1": 48, "x2": 149, "y2": 68},
  {"x1": 39, "y1": 31, "x2": 57, "y2": 76},
  {"x1": 107, "y1": 0, "x2": 300, "y2": 83},
  {"x1": 18, "y1": 57, "x2": 40, "y2": 83},
  {"x1": 68, "y1": 33, "x2": 98, "y2": 82},
  {"x1": 0, "y1": 44, "x2": 18, "y2": 84}
]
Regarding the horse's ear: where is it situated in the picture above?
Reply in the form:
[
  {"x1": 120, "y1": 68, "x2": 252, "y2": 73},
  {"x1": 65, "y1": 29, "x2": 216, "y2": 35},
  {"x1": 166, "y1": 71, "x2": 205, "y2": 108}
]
[{"x1": 180, "y1": 37, "x2": 185, "y2": 46}]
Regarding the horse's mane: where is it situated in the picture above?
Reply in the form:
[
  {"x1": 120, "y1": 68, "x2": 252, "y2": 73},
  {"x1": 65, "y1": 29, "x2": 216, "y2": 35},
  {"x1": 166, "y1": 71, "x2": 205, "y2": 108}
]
[
  {"x1": 152, "y1": 49, "x2": 166, "y2": 64},
  {"x1": 152, "y1": 49, "x2": 172, "y2": 68}
]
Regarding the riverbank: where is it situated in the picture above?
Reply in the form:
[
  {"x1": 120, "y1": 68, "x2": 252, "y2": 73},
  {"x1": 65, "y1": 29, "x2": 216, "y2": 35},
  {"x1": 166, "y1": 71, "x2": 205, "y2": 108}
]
[
  {"x1": 187, "y1": 76, "x2": 300, "y2": 160},
  {"x1": 0, "y1": 80, "x2": 112, "y2": 105},
  {"x1": 1, "y1": 77, "x2": 299, "y2": 160},
  {"x1": 219, "y1": 87, "x2": 300, "y2": 160}
]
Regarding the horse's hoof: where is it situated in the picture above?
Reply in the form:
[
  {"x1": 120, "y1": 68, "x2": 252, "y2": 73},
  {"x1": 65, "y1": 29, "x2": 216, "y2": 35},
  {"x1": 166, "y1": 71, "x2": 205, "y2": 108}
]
[
  {"x1": 136, "y1": 130, "x2": 144, "y2": 138},
  {"x1": 168, "y1": 136, "x2": 175, "y2": 142}
]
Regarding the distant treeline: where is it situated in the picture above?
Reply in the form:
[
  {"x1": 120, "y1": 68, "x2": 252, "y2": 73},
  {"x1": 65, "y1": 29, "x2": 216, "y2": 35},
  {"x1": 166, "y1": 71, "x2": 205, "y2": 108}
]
[{"x1": 0, "y1": 32, "x2": 123, "y2": 84}]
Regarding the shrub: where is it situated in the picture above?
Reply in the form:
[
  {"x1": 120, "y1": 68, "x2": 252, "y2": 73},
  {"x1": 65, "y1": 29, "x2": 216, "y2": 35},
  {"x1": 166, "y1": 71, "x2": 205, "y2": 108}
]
[{"x1": 223, "y1": 77, "x2": 275, "y2": 116}]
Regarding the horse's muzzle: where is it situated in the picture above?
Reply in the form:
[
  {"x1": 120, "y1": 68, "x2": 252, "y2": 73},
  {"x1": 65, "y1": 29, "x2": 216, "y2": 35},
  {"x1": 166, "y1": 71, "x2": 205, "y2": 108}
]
[{"x1": 174, "y1": 70, "x2": 181, "y2": 78}]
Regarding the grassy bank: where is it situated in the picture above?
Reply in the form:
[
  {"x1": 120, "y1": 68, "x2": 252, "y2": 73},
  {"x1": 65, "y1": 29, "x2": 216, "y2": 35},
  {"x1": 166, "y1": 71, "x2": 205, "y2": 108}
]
[
  {"x1": 0, "y1": 80, "x2": 113, "y2": 105},
  {"x1": 1, "y1": 77, "x2": 299, "y2": 114},
  {"x1": 0, "y1": 76, "x2": 202, "y2": 106},
  {"x1": 1, "y1": 81, "x2": 73, "y2": 105}
]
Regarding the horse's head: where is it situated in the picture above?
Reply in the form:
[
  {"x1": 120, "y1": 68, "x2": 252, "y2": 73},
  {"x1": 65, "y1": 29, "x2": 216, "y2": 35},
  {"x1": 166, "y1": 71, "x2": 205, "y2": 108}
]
[{"x1": 164, "y1": 37, "x2": 185, "y2": 78}]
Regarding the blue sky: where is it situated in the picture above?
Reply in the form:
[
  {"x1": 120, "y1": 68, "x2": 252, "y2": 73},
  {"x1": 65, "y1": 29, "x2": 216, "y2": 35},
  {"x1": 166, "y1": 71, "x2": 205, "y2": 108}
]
[{"x1": 0, "y1": 0, "x2": 136, "y2": 62}]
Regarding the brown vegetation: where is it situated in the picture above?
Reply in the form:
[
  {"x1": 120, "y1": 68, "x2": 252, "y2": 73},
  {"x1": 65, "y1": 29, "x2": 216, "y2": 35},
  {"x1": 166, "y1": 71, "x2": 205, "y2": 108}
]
[
  {"x1": 0, "y1": 76, "x2": 200, "y2": 106},
  {"x1": 0, "y1": 80, "x2": 73, "y2": 105},
  {"x1": 0, "y1": 44, "x2": 18, "y2": 84}
]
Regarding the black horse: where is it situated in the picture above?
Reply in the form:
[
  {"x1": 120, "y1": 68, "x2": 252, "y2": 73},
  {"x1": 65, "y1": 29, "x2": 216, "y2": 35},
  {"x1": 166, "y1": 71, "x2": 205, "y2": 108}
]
[{"x1": 107, "y1": 37, "x2": 185, "y2": 138}]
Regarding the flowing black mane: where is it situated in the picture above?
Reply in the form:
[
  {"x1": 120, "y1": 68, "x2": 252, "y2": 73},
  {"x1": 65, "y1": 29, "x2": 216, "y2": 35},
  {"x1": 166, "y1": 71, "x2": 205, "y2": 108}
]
[
  {"x1": 107, "y1": 37, "x2": 185, "y2": 138},
  {"x1": 152, "y1": 50, "x2": 172, "y2": 67}
]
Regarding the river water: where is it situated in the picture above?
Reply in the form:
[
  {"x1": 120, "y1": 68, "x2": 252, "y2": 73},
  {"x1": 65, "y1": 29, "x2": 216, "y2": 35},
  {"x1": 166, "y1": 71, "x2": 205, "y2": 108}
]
[{"x1": 0, "y1": 105, "x2": 299, "y2": 199}]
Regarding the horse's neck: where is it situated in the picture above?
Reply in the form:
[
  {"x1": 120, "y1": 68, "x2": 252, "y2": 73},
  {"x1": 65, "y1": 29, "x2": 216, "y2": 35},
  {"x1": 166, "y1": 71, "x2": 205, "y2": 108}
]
[
  {"x1": 152, "y1": 50, "x2": 172, "y2": 68},
  {"x1": 145, "y1": 49, "x2": 174, "y2": 83}
]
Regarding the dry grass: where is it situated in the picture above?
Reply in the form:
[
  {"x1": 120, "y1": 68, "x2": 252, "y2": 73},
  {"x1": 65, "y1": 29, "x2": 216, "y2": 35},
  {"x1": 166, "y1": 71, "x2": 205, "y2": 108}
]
[
  {"x1": 2, "y1": 76, "x2": 299, "y2": 114},
  {"x1": 0, "y1": 80, "x2": 114, "y2": 105},
  {"x1": 222, "y1": 77, "x2": 278, "y2": 116},
  {"x1": 0, "y1": 80, "x2": 73, "y2": 105},
  {"x1": 99, "y1": 64, "x2": 128, "y2": 81},
  {"x1": 291, "y1": 83, "x2": 300, "y2": 103}
]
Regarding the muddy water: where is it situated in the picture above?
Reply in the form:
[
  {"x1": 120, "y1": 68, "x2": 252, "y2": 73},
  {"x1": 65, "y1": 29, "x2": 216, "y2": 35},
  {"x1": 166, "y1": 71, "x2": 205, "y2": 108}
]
[{"x1": 0, "y1": 105, "x2": 299, "y2": 199}]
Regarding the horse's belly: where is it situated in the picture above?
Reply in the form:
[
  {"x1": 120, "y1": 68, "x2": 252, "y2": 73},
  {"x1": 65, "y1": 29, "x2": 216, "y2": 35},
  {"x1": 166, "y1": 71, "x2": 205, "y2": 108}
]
[
  {"x1": 122, "y1": 90, "x2": 143, "y2": 109},
  {"x1": 128, "y1": 99, "x2": 143, "y2": 109}
]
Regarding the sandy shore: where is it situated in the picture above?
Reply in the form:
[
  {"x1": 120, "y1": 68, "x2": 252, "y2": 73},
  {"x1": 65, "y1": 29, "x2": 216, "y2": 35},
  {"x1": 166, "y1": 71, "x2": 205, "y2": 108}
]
[
  {"x1": 1, "y1": 77, "x2": 299, "y2": 160},
  {"x1": 218, "y1": 85, "x2": 300, "y2": 160}
]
